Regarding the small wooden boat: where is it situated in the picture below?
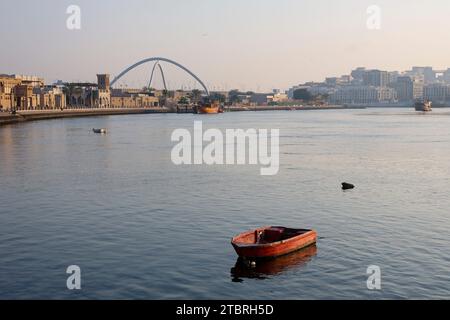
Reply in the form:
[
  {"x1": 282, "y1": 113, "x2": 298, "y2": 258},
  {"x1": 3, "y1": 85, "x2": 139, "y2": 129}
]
[
  {"x1": 231, "y1": 226, "x2": 317, "y2": 259},
  {"x1": 92, "y1": 128, "x2": 107, "y2": 134}
]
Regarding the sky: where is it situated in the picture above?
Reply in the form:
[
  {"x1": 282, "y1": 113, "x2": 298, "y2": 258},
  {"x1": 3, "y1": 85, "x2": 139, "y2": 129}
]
[{"x1": 2, "y1": 0, "x2": 450, "y2": 92}]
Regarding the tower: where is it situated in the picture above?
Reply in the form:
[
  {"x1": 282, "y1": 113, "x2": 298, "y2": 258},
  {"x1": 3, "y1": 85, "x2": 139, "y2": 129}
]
[
  {"x1": 97, "y1": 74, "x2": 110, "y2": 90},
  {"x1": 96, "y1": 74, "x2": 110, "y2": 108}
]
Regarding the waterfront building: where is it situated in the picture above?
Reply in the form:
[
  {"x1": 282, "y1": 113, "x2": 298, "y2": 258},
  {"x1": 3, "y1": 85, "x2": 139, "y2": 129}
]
[
  {"x1": 65, "y1": 75, "x2": 111, "y2": 109},
  {"x1": 0, "y1": 75, "x2": 21, "y2": 111},
  {"x1": 288, "y1": 85, "x2": 307, "y2": 99},
  {"x1": 329, "y1": 86, "x2": 397, "y2": 104},
  {"x1": 34, "y1": 86, "x2": 67, "y2": 110},
  {"x1": 14, "y1": 84, "x2": 39, "y2": 110},
  {"x1": 270, "y1": 92, "x2": 288, "y2": 103},
  {"x1": 423, "y1": 83, "x2": 450, "y2": 103},
  {"x1": 110, "y1": 92, "x2": 159, "y2": 108},
  {"x1": 66, "y1": 84, "x2": 98, "y2": 108},
  {"x1": 389, "y1": 76, "x2": 423, "y2": 102},
  {"x1": 250, "y1": 93, "x2": 272, "y2": 105},
  {"x1": 97, "y1": 74, "x2": 111, "y2": 108},
  {"x1": 0, "y1": 74, "x2": 67, "y2": 111},
  {"x1": 307, "y1": 85, "x2": 336, "y2": 97}
]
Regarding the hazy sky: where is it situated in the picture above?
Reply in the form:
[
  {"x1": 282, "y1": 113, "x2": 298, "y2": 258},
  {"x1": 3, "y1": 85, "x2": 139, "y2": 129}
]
[{"x1": 2, "y1": 0, "x2": 450, "y2": 91}]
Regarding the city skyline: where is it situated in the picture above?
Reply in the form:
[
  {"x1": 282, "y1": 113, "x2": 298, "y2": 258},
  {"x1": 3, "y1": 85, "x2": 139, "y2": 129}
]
[{"x1": 3, "y1": 0, "x2": 450, "y2": 91}]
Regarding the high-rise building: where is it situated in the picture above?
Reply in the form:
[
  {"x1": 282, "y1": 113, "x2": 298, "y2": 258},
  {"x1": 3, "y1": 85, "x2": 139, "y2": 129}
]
[
  {"x1": 442, "y1": 69, "x2": 450, "y2": 84},
  {"x1": 408, "y1": 67, "x2": 436, "y2": 84},
  {"x1": 390, "y1": 76, "x2": 423, "y2": 102},
  {"x1": 351, "y1": 67, "x2": 366, "y2": 83},
  {"x1": 363, "y1": 70, "x2": 390, "y2": 87}
]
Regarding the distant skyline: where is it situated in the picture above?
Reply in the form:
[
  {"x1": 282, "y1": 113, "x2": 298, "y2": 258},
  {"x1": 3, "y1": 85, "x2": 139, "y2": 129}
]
[{"x1": 2, "y1": 0, "x2": 450, "y2": 91}]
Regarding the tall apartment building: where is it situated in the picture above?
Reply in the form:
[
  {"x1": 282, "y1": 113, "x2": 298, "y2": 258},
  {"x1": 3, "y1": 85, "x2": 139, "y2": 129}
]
[
  {"x1": 406, "y1": 67, "x2": 436, "y2": 84},
  {"x1": 350, "y1": 67, "x2": 366, "y2": 83},
  {"x1": 363, "y1": 70, "x2": 390, "y2": 87},
  {"x1": 442, "y1": 69, "x2": 450, "y2": 84},
  {"x1": 389, "y1": 76, "x2": 423, "y2": 102}
]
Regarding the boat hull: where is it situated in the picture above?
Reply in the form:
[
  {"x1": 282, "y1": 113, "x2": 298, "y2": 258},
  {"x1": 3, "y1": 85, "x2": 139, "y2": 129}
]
[
  {"x1": 231, "y1": 226, "x2": 317, "y2": 259},
  {"x1": 415, "y1": 101, "x2": 432, "y2": 112},
  {"x1": 197, "y1": 106, "x2": 220, "y2": 114}
]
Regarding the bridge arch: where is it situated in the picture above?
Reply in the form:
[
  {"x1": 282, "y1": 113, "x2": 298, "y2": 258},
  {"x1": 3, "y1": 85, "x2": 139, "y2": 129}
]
[
  {"x1": 110, "y1": 57, "x2": 209, "y2": 95},
  {"x1": 148, "y1": 61, "x2": 168, "y2": 91}
]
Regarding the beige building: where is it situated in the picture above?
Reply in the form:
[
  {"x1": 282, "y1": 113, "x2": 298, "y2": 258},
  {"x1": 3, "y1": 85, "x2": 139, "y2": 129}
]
[
  {"x1": 35, "y1": 86, "x2": 66, "y2": 109},
  {"x1": 0, "y1": 74, "x2": 67, "y2": 111},
  {"x1": 12, "y1": 75, "x2": 44, "y2": 87},
  {"x1": 67, "y1": 85, "x2": 97, "y2": 108},
  {"x1": 14, "y1": 84, "x2": 39, "y2": 110},
  {"x1": 97, "y1": 74, "x2": 111, "y2": 108},
  {"x1": 268, "y1": 92, "x2": 288, "y2": 103},
  {"x1": 111, "y1": 93, "x2": 159, "y2": 108},
  {"x1": 0, "y1": 75, "x2": 21, "y2": 111}
]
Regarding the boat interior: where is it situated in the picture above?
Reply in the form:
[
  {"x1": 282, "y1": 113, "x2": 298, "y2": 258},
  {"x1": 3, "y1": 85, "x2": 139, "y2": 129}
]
[{"x1": 236, "y1": 227, "x2": 311, "y2": 245}]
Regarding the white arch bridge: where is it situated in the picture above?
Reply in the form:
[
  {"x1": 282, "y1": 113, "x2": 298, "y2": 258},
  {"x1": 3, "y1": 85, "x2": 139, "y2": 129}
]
[{"x1": 110, "y1": 57, "x2": 210, "y2": 96}]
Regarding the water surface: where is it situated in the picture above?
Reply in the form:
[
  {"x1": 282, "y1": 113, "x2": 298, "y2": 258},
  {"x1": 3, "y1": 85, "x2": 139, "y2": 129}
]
[{"x1": 1, "y1": 109, "x2": 450, "y2": 299}]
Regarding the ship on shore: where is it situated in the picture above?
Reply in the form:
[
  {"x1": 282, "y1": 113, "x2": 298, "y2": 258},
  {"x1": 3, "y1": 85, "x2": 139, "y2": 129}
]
[{"x1": 415, "y1": 100, "x2": 432, "y2": 112}]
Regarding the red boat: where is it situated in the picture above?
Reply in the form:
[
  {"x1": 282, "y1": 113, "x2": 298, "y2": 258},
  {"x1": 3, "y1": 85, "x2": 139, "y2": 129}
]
[{"x1": 231, "y1": 226, "x2": 317, "y2": 259}]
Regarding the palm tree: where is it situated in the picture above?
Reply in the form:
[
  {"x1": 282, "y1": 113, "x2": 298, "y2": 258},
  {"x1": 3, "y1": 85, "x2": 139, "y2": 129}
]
[
  {"x1": 178, "y1": 96, "x2": 189, "y2": 105},
  {"x1": 191, "y1": 89, "x2": 202, "y2": 103}
]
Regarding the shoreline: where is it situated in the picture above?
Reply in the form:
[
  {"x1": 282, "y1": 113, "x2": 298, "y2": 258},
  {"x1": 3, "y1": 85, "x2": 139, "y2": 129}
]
[
  {"x1": 0, "y1": 105, "x2": 365, "y2": 126},
  {"x1": 0, "y1": 108, "x2": 169, "y2": 126}
]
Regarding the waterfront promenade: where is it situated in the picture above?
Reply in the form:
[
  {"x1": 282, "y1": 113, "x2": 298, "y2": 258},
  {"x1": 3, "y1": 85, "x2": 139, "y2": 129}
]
[
  {"x1": 0, "y1": 105, "x2": 365, "y2": 126},
  {"x1": 0, "y1": 108, "x2": 169, "y2": 125}
]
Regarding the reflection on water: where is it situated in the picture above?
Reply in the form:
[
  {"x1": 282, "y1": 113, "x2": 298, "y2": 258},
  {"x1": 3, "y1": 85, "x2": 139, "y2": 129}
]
[{"x1": 231, "y1": 245, "x2": 317, "y2": 282}]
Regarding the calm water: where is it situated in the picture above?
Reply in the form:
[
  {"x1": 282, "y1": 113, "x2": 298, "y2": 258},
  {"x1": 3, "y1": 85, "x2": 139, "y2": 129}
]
[{"x1": 1, "y1": 108, "x2": 450, "y2": 299}]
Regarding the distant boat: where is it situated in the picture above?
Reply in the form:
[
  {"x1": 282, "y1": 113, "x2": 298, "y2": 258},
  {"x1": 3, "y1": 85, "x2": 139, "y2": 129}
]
[
  {"x1": 92, "y1": 128, "x2": 107, "y2": 134},
  {"x1": 415, "y1": 100, "x2": 432, "y2": 112},
  {"x1": 231, "y1": 226, "x2": 317, "y2": 259},
  {"x1": 194, "y1": 98, "x2": 221, "y2": 114}
]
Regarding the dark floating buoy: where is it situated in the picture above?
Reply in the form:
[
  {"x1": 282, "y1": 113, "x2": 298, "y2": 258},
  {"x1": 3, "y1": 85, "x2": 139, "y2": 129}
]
[{"x1": 342, "y1": 182, "x2": 355, "y2": 190}]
